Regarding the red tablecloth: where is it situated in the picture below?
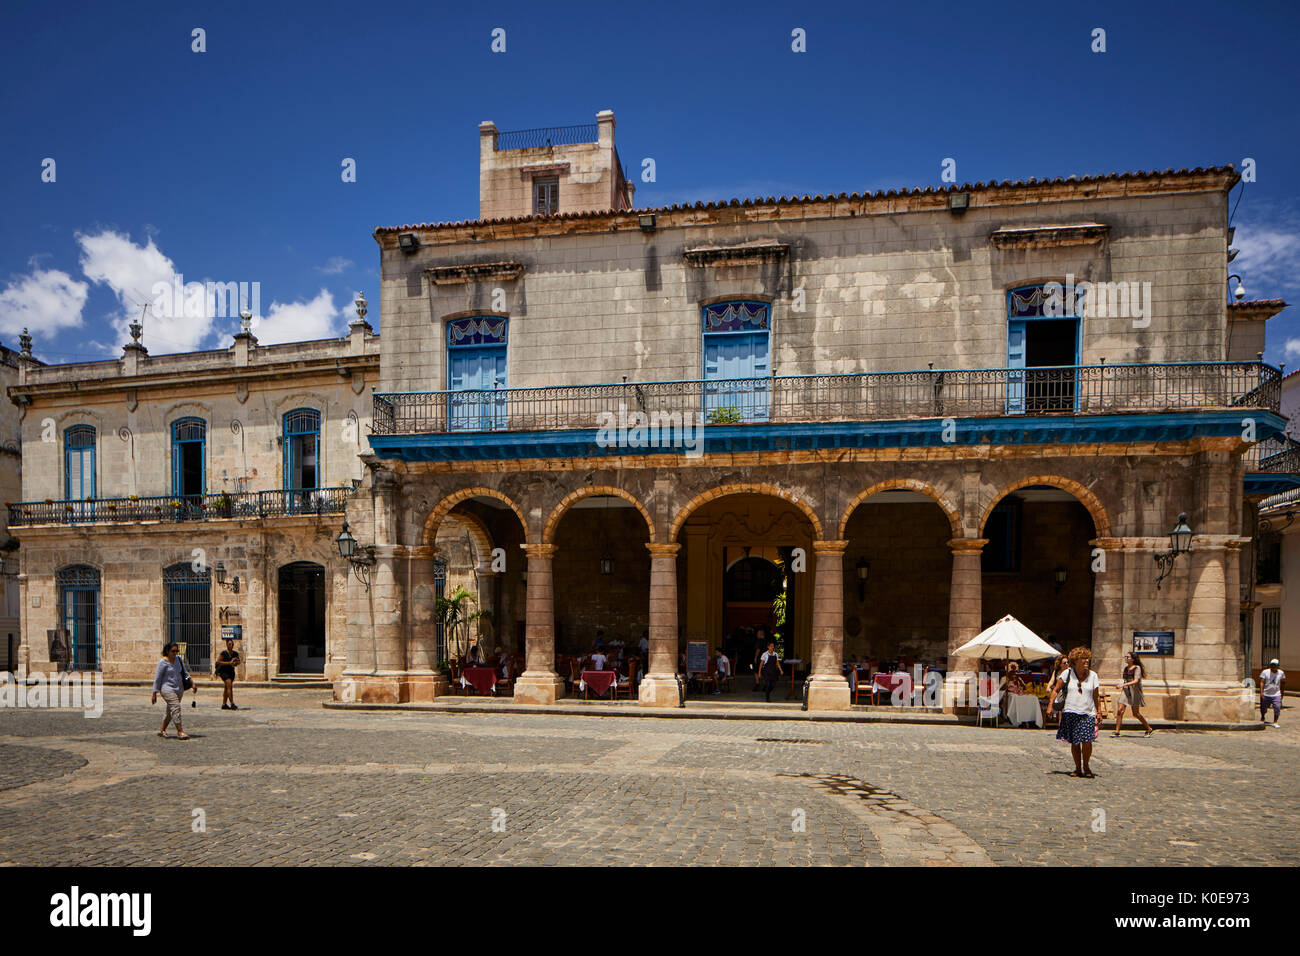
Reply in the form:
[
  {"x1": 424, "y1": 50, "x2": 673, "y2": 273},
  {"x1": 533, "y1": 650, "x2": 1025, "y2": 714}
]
[
  {"x1": 873, "y1": 673, "x2": 913, "y2": 700},
  {"x1": 582, "y1": 670, "x2": 617, "y2": 698},
  {"x1": 462, "y1": 667, "x2": 499, "y2": 696}
]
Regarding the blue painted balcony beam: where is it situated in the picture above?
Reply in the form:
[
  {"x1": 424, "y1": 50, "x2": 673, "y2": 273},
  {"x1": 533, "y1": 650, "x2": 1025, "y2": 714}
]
[{"x1": 368, "y1": 410, "x2": 1290, "y2": 463}]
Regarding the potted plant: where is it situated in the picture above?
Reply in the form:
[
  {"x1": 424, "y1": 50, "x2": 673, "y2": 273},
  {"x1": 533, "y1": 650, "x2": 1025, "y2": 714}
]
[
  {"x1": 707, "y1": 405, "x2": 745, "y2": 425},
  {"x1": 213, "y1": 493, "x2": 233, "y2": 518}
]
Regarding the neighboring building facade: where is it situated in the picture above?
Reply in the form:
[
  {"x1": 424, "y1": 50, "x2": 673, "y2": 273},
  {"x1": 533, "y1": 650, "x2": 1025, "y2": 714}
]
[
  {"x1": 334, "y1": 116, "x2": 1295, "y2": 719},
  {"x1": 0, "y1": 345, "x2": 23, "y2": 671},
  {"x1": 7, "y1": 315, "x2": 378, "y2": 681}
]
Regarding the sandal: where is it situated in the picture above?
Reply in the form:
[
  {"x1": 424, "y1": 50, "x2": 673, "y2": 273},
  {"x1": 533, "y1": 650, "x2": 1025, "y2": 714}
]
[
  {"x1": 1143, "y1": 728, "x2": 1155, "y2": 737},
  {"x1": 1082, "y1": 770, "x2": 1095, "y2": 778},
  {"x1": 1110, "y1": 732, "x2": 1121, "y2": 737},
  {"x1": 1067, "y1": 770, "x2": 1083, "y2": 777},
  {"x1": 157, "y1": 732, "x2": 171, "y2": 738},
  {"x1": 176, "y1": 733, "x2": 191, "y2": 740}
]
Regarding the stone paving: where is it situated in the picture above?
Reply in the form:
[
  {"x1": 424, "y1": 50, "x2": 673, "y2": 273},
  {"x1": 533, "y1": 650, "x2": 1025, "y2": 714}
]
[{"x1": 0, "y1": 688, "x2": 1295, "y2": 866}]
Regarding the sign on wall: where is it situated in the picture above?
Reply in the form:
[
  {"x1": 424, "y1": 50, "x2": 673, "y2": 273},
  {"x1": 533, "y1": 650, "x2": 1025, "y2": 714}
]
[
  {"x1": 221, "y1": 625, "x2": 243, "y2": 642},
  {"x1": 1133, "y1": 630, "x2": 1174, "y2": 655}
]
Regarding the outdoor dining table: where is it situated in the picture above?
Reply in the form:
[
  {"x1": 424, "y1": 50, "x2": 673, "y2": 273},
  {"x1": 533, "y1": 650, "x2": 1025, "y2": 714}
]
[
  {"x1": 461, "y1": 666, "x2": 499, "y2": 696},
  {"x1": 1005, "y1": 691, "x2": 1043, "y2": 727},
  {"x1": 872, "y1": 672, "x2": 913, "y2": 704},
  {"x1": 782, "y1": 659, "x2": 803, "y2": 699},
  {"x1": 580, "y1": 669, "x2": 618, "y2": 699}
]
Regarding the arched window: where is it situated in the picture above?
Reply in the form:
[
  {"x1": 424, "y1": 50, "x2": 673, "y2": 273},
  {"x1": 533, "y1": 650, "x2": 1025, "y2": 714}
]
[
  {"x1": 64, "y1": 425, "x2": 96, "y2": 501},
  {"x1": 284, "y1": 408, "x2": 321, "y2": 490},
  {"x1": 171, "y1": 418, "x2": 206, "y2": 499},
  {"x1": 702, "y1": 301, "x2": 770, "y2": 422},
  {"x1": 56, "y1": 564, "x2": 100, "y2": 670},
  {"x1": 447, "y1": 316, "x2": 508, "y2": 432},
  {"x1": 164, "y1": 562, "x2": 212, "y2": 669},
  {"x1": 1006, "y1": 284, "x2": 1081, "y2": 415}
]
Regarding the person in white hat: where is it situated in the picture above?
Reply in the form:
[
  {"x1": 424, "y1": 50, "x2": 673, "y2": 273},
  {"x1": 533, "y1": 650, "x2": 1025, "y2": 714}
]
[{"x1": 1259, "y1": 659, "x2": 1285, "y2": 727}]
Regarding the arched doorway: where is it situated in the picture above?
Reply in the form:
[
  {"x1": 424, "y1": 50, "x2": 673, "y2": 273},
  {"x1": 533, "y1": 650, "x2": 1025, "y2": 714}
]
[
  {"x1": 980, "y1": 485, "x2": 1098, "y2": 651},
  {"x1": 723, "y1": 552, "x2": 784, "y2": 641},
  {"x1": 840, "y1": 488, "x2": 955, "y2": 667},
  {"x1": 279, "y1": 561, "x2": 325, "y2": 673}
]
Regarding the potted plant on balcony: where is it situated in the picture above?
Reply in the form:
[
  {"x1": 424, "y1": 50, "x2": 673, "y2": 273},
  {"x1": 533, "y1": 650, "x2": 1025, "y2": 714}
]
[
  {"x1": 707, "y1": 405, "x2": 745, "y2": 425},
  {"x1": 213, "y1": 493, "x2": 234, "y2": 518}
]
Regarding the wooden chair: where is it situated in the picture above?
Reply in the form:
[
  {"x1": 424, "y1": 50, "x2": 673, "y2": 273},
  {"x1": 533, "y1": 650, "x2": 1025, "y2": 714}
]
[
  {"x1": 615, "y1": 658, "x2": 638, "y2": 699},
  {"x1": 495, "y1": 660, "x2": 513, "y2": 696},
  {"x1": 446, "y1": 660, "x2": 463, "y2": 695}
]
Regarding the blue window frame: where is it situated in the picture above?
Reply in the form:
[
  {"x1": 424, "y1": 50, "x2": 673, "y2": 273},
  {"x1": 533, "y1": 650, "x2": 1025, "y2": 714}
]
[
  {"x1": 164, "y1": 562, "x2": 212, "y2": 670},
  {"x1": 447, "y1": 316, "x2": 508, "y2": 432},
  {"x1": 284, "y1": 408, "x2": 321, "y2": 490},
  {"x1": 702, "y1": 301, "x2": 770, "y2": 422},
  {"x1": 64, "y1": 425, "x2": 96, "y2": 522},
  {"x1": 1006, "y1": 284, "x2": 1082, "y2": 415},
  {"x1": 171, "y1": 418, "x2": 206, "y2": 501},
  {"x1": 56, "y1": 564, "x2": 100, "y2": 671}
]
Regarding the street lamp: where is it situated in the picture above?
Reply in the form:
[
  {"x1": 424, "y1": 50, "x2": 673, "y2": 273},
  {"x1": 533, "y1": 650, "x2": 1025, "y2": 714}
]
[
  {"x1": 336, "y1": 521, "x2": 376, "y2": 591},
  {"x1": 214, "y1": 560, "x2": 241, "y2": 593},
  {"x1": 1153, "y1": 513, "x2": 1194, "y2": 590},
  {"x1": 856, "y1": 557, "x2": 870, "y2": 602},
  {"x1": 1229, "y1": 274, "x2": 1246, "y2": 301}
]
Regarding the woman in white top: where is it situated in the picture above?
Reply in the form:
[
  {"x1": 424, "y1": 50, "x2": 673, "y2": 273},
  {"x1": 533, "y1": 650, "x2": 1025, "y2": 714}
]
[{"x1": 1053, "y1": 646, "x2": 1102, "y2": 778}]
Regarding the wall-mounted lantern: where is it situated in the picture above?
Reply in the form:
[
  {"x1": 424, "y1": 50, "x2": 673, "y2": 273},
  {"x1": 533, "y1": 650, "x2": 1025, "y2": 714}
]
[
  {"x1": 336, "y1": 521, "x2": 376, "y2": 591},
  {"x1": 1153, "y1": 513, "x2": 1193, "y2": 590},
  {"x1": 214, "y1": 560, "x2": 241, "y2": 593}
]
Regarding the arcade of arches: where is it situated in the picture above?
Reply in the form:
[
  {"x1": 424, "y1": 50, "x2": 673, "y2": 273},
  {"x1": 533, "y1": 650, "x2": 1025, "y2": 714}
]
[{"x1": 340, "y1": 454, "x2": 1253, "y2": 722}]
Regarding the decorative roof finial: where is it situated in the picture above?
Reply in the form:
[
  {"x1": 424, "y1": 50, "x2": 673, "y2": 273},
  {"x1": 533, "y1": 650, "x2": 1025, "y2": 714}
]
[
  {"x1": 18, "y1": 328, "x2": 31, "y2": 358},
  {"x1": 354, "y1": 291, "x2": 367, "y2": 322}
]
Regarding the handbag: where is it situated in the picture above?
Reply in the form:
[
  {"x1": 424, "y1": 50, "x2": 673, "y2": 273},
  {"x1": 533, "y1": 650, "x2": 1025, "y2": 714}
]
[
  {"x1": 180, "y1": 659, "x2": 194, "y2": 691},
  {"x1": 1052, "y1": 672, "x2": 1069, "y2": 710}
]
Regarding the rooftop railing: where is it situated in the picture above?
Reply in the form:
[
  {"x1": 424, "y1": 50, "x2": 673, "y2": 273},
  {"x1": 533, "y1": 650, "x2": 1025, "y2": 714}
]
[
  {"x1": 495, "y1": 124, "x2": 599, "y2": 151},
  {"x1": 1246, "y1": 436, "x2": 1300, "y2": 473},
  {"x1": 7, "y1": 487, "x2": 352, "y2": 529},
  {"x1": 372, "y1": 362, "x2": 1281, "y2": 437}
]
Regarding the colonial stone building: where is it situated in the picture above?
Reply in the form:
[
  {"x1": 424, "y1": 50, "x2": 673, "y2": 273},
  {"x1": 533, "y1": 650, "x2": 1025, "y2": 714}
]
[
  {"x1": 336, "y1": 112, "x2": 1295, "y2": 721},
  {"x1": 0, "y1": 344, "x2": 24, "y2": 671},
  {"x1": 7, "y1": 315, "x2": 379, "y2": 681}
]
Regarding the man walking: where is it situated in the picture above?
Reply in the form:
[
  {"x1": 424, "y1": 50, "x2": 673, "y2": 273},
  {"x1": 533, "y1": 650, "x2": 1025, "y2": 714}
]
[{"x1": 1260, "y1": 658, "x2": 1285, "y2": 727}]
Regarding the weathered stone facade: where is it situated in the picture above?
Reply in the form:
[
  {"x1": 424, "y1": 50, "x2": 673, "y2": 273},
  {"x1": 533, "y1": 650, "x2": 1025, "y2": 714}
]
[
  {"x1": 7, "y1": 320, "x2": 379, "y2": 681},
  {"x1": 339, "y1": 154, "x2": 1289, "y2": 721}
]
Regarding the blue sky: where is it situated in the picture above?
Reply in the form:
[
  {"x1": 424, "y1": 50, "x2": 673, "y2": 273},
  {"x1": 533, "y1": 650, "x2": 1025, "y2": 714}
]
[{"x1": 2, "y1": 0, "x2": 1298, "y2": 364}]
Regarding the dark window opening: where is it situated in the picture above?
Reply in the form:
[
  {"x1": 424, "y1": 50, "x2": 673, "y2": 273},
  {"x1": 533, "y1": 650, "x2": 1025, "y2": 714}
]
[
  {"x1": 982, "y1": 498, "x2": 1022, "y2": 573},
  {"x1": 1257, "y1": 539, "x2": 1282, "y2": 585},
  {"x1": 533, "y1": 176, "x2": 559, "y2": 215}
]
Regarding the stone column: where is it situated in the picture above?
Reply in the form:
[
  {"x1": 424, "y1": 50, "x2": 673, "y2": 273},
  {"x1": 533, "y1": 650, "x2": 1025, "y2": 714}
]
[
  {"x1": 1223, "y1": 540, "x2": 1244, "y2": 680},
  {"x1": 15, "y1": 571, "x2": 28, "y2": 681},
  {"x1": 806, "y1": 540, "x2": 850, "y2": 711},
  {"x1": 1089, "y1": 538, "x2": 1125, "y2": 680},
  {"x1": 639, "y1": 542, "x2": 681, "y2": 706},
  {"x1": 513, "y1": 543, "x2": 565, "y2": 704},
  {"x1": 405, "y1": 546, "x2": 448, "y2": 702},
  {"x1": 1182, "y1": 535, "x2": 1250, "y2": 721},
  {"x1": 942, "y1": 538, "x2": 986, "y2": 711}
]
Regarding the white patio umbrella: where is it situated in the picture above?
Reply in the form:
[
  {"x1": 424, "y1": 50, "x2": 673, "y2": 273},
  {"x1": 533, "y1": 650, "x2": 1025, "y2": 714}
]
[{"x1": 953, "y1": 614, "x2": 1059, "y2": 662}]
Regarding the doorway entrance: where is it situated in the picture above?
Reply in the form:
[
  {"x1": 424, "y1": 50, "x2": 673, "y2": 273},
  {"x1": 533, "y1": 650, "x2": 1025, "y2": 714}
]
[{"x1": 279, "y1": 562, "x2": 326, "y2": 673}]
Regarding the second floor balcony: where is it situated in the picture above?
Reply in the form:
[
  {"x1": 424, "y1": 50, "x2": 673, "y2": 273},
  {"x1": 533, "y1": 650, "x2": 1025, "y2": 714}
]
[
  {"x1": 370, "y1": 362, "x2": 1285, "y2": 463},
  {"x1": 7, "y1": 487, "x2": 352, "y2": 529}
]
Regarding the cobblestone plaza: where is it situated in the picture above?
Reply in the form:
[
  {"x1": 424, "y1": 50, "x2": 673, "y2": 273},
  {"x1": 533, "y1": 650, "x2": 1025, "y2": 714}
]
[{"x1": 1, "y1": 688, "x2": 1294, "y2": 867}]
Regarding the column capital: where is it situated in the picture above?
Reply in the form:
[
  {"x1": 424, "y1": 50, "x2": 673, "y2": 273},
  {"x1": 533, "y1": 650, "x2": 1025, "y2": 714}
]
[
  {"x1": 407, "y1": 545, "x2": 436, "y2": 559},
  {"x1": 812, "y1": 539, "x2": 849, "y2": 554},
  {"x1": 521, "y1": 543, "x2": 558, "y2": 559},
  {"x1": 371, "y1": 544, "x2": 409, "y2": 559},
  {"x1": 948, "y1": 537, "x2": 987, "y2": 555},
  {"x1": 645, "y1": 542, "x2": 681, "y2": 558}
]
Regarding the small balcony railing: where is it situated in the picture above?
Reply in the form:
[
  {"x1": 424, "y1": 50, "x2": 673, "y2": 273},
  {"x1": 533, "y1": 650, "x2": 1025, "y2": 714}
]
[
  {"x1": 1248, "y1": 436, "x2": 1300, "y2": 474},
  {"x1": 494, "y1": 123, "x2": 599, "y2": 151},
  {"x1": 7, "y1": 487, "x2": 352, "y2": 528},
  {"x1": 372, "y1": 361, "x2": 1281, "y2": 436}
]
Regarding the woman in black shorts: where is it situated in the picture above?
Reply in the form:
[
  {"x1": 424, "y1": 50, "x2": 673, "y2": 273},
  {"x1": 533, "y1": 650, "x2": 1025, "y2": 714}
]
[{"x1": 216, "y1": 638, "x2": 241, "y2": 710}]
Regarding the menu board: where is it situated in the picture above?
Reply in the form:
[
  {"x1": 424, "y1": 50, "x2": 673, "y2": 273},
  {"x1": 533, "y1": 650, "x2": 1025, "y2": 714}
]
[{"x1": 686, "y1": 641, "x2": 709, "y2": 673}]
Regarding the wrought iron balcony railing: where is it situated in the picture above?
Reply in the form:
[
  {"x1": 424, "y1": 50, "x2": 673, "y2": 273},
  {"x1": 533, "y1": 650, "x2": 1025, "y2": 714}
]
[
  {"x1": 1249, "y1": 436, "x2": 1300, "y2": 474},
  {"x1": 372, "y1": 362, "x2": 1281, "y2": 437},
  {"x1": 495, "y1": 124, "x2": 599, "y2": 151},
  {"x1": 7, "y1": 487, "x2": 352, "y2": 528}
]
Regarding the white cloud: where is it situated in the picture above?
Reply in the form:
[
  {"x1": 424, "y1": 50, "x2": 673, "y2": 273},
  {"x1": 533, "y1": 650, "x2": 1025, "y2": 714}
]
[
  {"x1": 1283, "y1": 338, "x2": 1300, "y2": 362},
  {"x1": 76, "y1": 229, "x2": 216, "y2": 353},
  {"x1": 316, "y1": 256, "x2": 353, "y2": 275},
  {"x1": 1232, "y1": 221, "x2": 1300, "y2": 296},
  {"x1": 0, "y1": 267, "x2": 89, "y2": 338},
  {"x1": 249, "y1": 288, "x2": 347, "y2": 345}
]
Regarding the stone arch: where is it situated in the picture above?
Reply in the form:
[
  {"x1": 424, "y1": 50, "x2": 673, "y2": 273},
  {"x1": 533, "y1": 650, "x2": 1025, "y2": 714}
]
[
  {"x1": 978, "y1": 474, "x2": 1111, "y2": 538},
  {"x1": 669, "y1": 483, "x2": 824, "y2": 541},
  {"x1": 423, "y1": 487, "x2": 529, "y2": 548},
  {"x1": 838, "y1": 479, "x2": 963, "y2": 539},
  {"x1": 542, "y1": 485, "x2": 656, "y2": 544},
  {"x1": 437, "y1": 509, "x2": 495, "y2": 567}
]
